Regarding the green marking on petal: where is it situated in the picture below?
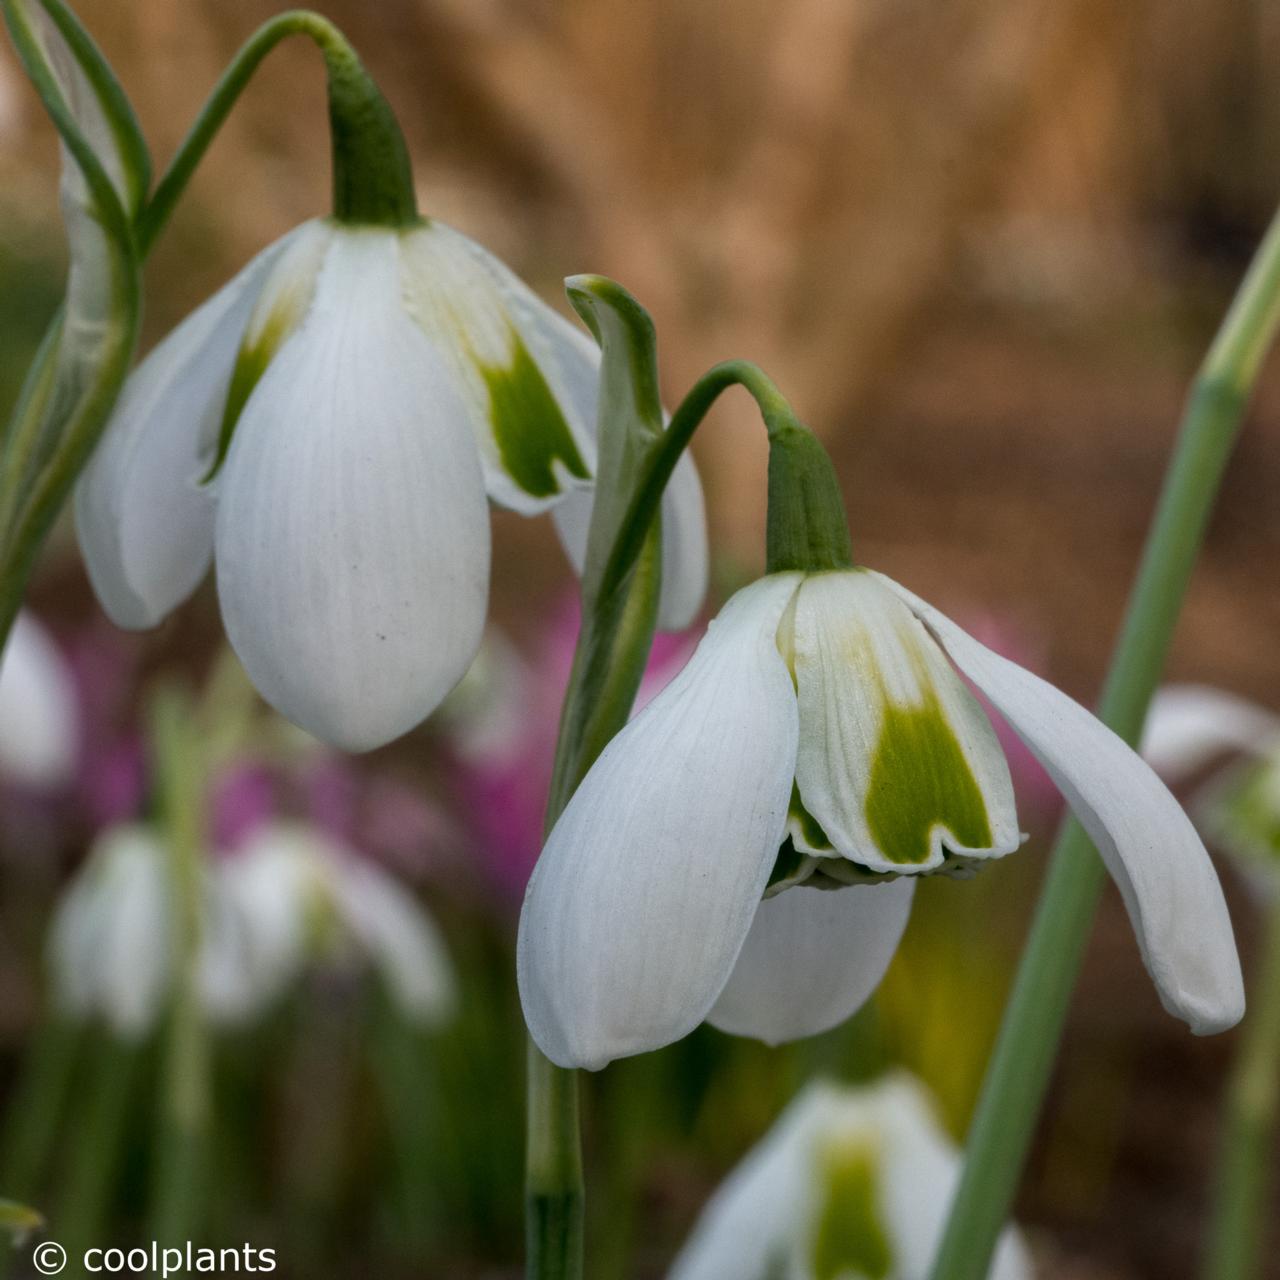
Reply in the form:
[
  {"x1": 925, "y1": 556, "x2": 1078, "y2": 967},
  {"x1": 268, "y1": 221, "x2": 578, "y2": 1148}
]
[
  {"x1": 810, "y1": 1142, "x2": 894, "y2": 1280},
  {"x1": 864, "y1": 691, "x2": 993, "y2": 866},
  {"x1": 790, "y1": 780, "x2": 834, "y2": 852},
  {"x1": 477, "y1": 326, "x2": 591, "y2": 500},
  {"x1": 203, "y1": 308, "x2": 296, "y2": 483}
]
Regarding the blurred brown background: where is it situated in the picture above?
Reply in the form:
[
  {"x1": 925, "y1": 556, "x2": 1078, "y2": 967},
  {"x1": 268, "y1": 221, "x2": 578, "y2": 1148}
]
[{"x1": 2, "y1": 1, "x2": 1280, "y2": 1276}]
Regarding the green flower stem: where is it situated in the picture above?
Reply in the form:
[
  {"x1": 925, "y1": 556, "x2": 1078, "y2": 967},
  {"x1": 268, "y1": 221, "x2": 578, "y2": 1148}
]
[
  {"x1": 147, "y1": 687, "x2": 211, "y2": 1246},
  {"x1": 929, "y1": 203, "x2": 1280, "y2": 1280},
  {"x1": 1203, "y1": 894, "x2": 1280, "y2": 1280},
  {"x1": 138, "y1": 8, "x2": 416, "y2": 249},
  {"x1": 527, "y1": 347, "x2": 833, "y2": 1280}
]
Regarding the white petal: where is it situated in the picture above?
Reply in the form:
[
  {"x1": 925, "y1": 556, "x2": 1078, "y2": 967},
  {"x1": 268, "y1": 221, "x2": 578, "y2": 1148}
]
[
  {"x1": 790, "y1": 571, "x2": 1021, "y2": 875},
  {"x1": 0, "y1": 612, "x2": 77, "y2": 786},
  {"x1": 551, "y1": 447, "x2": 710, "y2": 633},
  {"x1": 48, "y1": 826, "x2": 172, "y2": 1038},
  {"x1": 668, "y1": 1083, "x2": 840, "y2": 1280},
  {"x1": 75, "y1": 232, "x2": 301, "y2": 628},
  {"x1": 1142, "y1": 685, "x2": 1280, "y2": 780},
  {"x1": 215, "y1": 229, "x2": 491, "y2": 751},
  {"x1": 707, "y1": 879, "x2": 915, "y2": 1045},
  {"x1": 882, "y1": 573, "x2": 1245, "y2": 1035},
  {"x1": 517, "y1": 574, "x2": 802, "y2": 1069},
  {"x1": 399, "y1": 221, "x2": 596, "y2": 514},
  {"x1": 333, "y1": 859, "x2": 455, "y2": 1025}
]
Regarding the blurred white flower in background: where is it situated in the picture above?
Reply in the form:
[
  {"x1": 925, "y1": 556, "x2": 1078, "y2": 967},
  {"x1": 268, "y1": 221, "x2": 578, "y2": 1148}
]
[
  {"x1": 0, "y1": 611, "x2": 78, "y2": 788},
  {"x1": 47, "y1": 825, "x2": 171, "y2": 1039},
  {"x1": 1144, "y1": 684, "x2": 1280, "y2": 900},
  {"x1": 46, "y1": 819, "x2": 454, "y2": 1038},
  {"x1": 200, "y1": 821, "x2": 456, "y2": 1026},
  {"x1": 668, "y1": 1072, "x2": 1033, "y2": 1280}
]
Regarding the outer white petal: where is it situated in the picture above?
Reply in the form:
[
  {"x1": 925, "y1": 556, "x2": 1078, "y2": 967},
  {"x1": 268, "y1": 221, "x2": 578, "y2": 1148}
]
[
  {"x1": 791, "y1": 571, "x2": 1021, "y2": 875},
  {"x1": 707, "y1": 879, "x2": 915, "y2": 1045},
  {"x1": 517, "y1": 573, "x2": 802, "y2": 1070},
  {"x1": 48, "y1": 826, "x2": 172, "y2": 1038},
  {"x1": 1142, "y1": 685, "x2": 1280, "y2": 781},
  {"x1": 668, "y1": 1083, "x2": 839, "y2": 1280},
  {"x1": 881, "y1": 573, "x2": 1245, "y2": 1035},
  {"x1": 333, "y1": 859, "x2": 455, "y2": 1025},
  {"x1": 75, "y1": 232, "x2": 302, "y2": 628},
  {"x1": 399, "y1": 221, "x2": 596, "y2": 515},
  {"x1": 215, "y1": 229, "x2": 491, "y2": 751},
  {"x1": 0, "y1": 612, "x2": 77, "y2": 786}
]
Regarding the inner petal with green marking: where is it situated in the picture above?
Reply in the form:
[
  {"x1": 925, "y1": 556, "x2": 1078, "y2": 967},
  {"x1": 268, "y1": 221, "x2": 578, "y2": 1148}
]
[
  {"x1": 475, "y1": 325, "x2": 592, "y2": 502},
  {"x1": 788, "y1": 568, "x2": 1021, "y2": 877},
  {"x1": 809, "y1": 1140, "x2": 894, "y2": 1280},
  {"x1": 862, "y1": 690, "x2": 994, "y2": 866}
]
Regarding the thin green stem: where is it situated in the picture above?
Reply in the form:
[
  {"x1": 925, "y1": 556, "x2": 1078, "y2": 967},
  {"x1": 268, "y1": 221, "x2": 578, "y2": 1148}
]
[
  {"x1": 147, "y1": 688, "x2": 211, "y2": 1245},
  {"x1": 138, "y1": 8, "x2": 415, "y2": 251},
  {"x1": 929, "y1": 202, "x2": 1280, "y2": 1280},
  {"x1": 1203, "y1": 896, "x2": 1280, "y2": 1280}
]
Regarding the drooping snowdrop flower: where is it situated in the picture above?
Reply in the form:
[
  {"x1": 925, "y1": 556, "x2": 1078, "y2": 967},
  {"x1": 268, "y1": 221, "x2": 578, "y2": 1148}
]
[
  {"x1": 519, "y1": 568, "x2": 1244, "y2": 1070},
  {"x1": 76, "y1": 177, "x2": 705, "y2": 748},
  {"x1": 1144, "y1": 684, "x2": 1280, "y2": 901},
  {"x1": 0, "y1": 611, "x2": 77, "y2": 787},
  {"x1": 199, "y1": 821, "x2": 454, "y2": 1026},
  {"x1": 47, "y1": 825, "x2": 171, "y2": 1038},
  {"x1": 668, "y1": 1073, "x2": 1033, "y2": 1280}
]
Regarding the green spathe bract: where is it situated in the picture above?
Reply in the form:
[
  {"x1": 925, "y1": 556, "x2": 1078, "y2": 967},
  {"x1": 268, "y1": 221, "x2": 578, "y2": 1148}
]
[
  {"x1": 810, "y1": 1141, "x2": 895, "y2": 1280},
  {"x1": 477, "y1": 327, "x2": 591, "y2": 502},
  {"x1": 864, "y1": 689, "x2": 994, "y2": 867}
]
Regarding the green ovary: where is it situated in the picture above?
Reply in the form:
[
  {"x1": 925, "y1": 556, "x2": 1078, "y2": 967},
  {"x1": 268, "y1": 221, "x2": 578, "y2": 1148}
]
[
  {"x1": 810, "y1": 1143, "x2": 894, "y2": 1280},
  {"x1": 478, "y1": 328, "x2": 591, "y2": 499},
  {"x1": 863, "y1": 694, "x2": 992, "y2": 866}
]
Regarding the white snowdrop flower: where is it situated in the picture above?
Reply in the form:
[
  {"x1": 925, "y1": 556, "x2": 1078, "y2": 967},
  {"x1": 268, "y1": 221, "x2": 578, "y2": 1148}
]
[
  {"x1": 1144, "y1": 684, "x2": 1280, "y2": 902},
  {"x1": 47, "y1": 825, "x2": 171, "y2": 1039},
  {"x1": 0, "y1": 611, "x2": 77, "y2": 787},
  {"x1": 75, "y1": 217, "x2": 706, "y2": 751},
  {"x1": 519, "y1": 569, "x2": 1244, "y2": 1071},
  {"x1": 199, "y1": 821, "x2": 454, "y2": 1026},
  {"x1": 668, "y1": 1073, "x2": 1033, "y2": 1280}
]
